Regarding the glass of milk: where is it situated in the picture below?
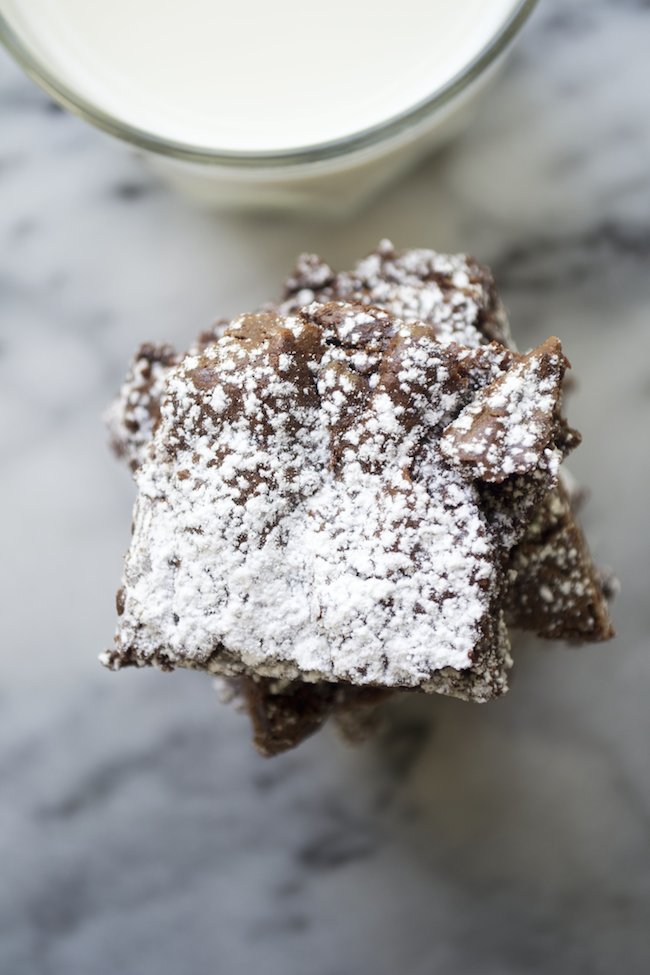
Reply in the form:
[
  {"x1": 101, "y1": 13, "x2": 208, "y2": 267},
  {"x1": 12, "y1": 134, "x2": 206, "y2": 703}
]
[{"x1": 0, "y1": 0, "x2": 537, "y2": 212}]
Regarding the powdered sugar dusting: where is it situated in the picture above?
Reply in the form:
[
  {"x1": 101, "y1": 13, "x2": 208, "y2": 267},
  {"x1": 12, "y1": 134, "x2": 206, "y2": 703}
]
[
  {"x1": 280, "y1": 239, "x2": 513, "y2": 349},
  {"x1": 105, "y1": 343, "x2": 179, "y2": 471},
  {"x1": 104, "y1": 302, "x2": 573, "y2": 698},
  {"x1": 505, "y1": 473, "x2": 615, "y2": 641},
  {"x1": 278, "y1": 245, "x2": 612, "y2": 646},
  {"x1": 441, "y1": 337, "x2": 567, "y2": 482}
]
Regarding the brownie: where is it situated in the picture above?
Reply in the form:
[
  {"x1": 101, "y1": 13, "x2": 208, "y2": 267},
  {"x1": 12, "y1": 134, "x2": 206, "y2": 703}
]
[{"x1": 103, "y1": 243, "x2": 613, "y2": 755}]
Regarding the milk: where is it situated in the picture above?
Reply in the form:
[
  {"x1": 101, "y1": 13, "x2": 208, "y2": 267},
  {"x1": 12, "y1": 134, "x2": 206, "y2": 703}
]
[{"x1": 2, "y1": 0, "x2": 529, "y2": 207}]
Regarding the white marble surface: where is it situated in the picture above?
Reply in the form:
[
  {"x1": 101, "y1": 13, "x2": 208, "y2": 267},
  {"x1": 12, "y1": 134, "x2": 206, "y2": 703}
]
[{"x1": 1, "y1": 1, "x2": 650, "y2": 972}]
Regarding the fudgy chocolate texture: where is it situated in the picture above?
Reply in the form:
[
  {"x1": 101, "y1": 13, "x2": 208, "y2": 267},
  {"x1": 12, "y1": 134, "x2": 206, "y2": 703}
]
[
  {"x1": 103, "y1": 243, "x2": 613, "y2": 755},
  {"x1": 233, "y1": 677, "x2": 391, "y2": 757},
  {"x1": 278, "y1": 241, "x2": 613, "y2": 645},
  {"x1": 505, "y1": 480, "x2": 614, "y2": 641}
]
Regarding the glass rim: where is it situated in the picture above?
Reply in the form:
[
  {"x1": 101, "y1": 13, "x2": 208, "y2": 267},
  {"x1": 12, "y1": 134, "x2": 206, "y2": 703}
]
[{"x1": 0, "y1": 0, "x2": 538, "y2": 168}]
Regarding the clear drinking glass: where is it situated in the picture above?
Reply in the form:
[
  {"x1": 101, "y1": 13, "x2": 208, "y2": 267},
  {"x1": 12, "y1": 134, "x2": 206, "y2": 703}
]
[{"x1": 0, "y1": 1, "x2": 538, "y2": 213}]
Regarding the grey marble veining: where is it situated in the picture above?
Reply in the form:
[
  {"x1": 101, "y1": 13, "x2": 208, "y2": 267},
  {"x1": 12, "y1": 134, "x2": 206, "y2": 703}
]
[{"x1": 1, "y1": 1, "x2": 650, "y2": 972}]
